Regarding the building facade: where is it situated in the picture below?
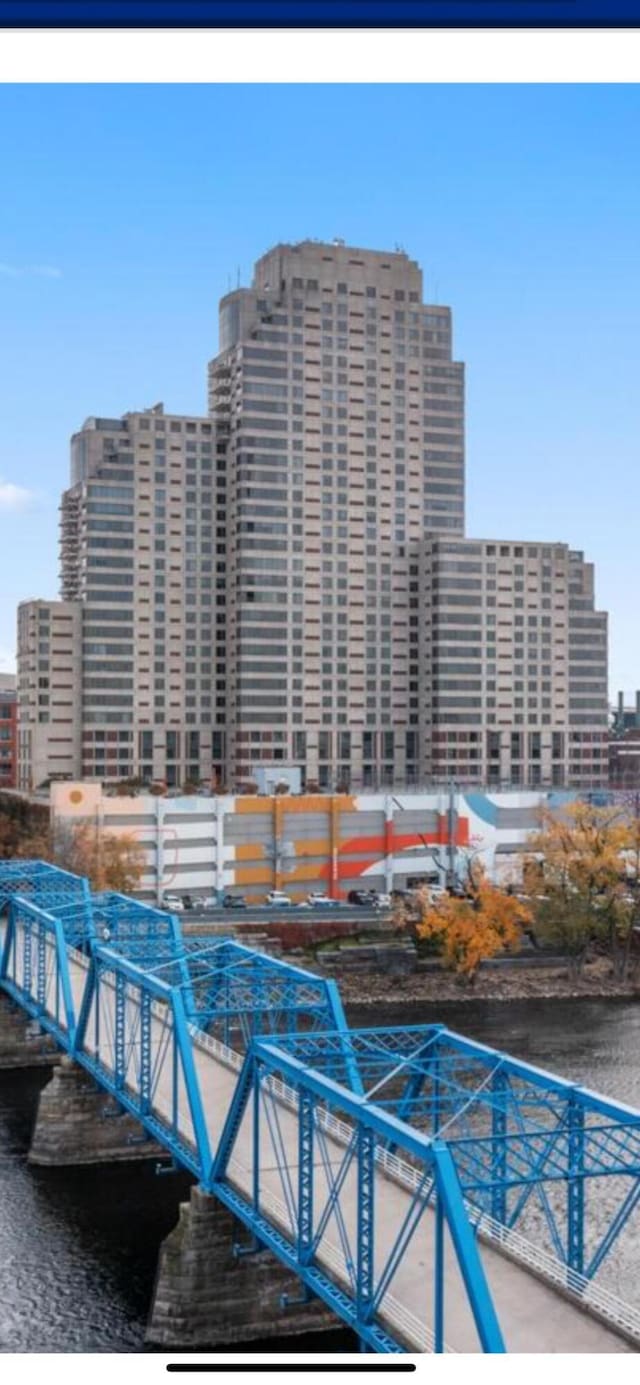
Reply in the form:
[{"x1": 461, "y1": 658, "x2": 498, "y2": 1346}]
[
  {"x1": 58, "y1": 405, "x2": 226, "y2": 788},
  {"x1": 420, "y1": 536, "x2": 609, "y2": 788},
  {"x1": 208, "y1": 240, "x2": 465, "y2": 791},
  {"x1": 609, "y1": 693, "x2": 640, "y2": 789},
  {"x1": 17, "y1": 600, "x2": 82, "y2": 790},
  {"x1": 16, "y1": 239, "x2": 610, "y2": 795},
  {"x1": 49, "y1": 781, "x2": 623, "y2": 905},
  {"x1": 0, "y1": 673, "x2": 17, "y2": 789}
]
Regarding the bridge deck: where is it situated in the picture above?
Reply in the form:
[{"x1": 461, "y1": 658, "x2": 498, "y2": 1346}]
[
  {"x1": 1, "y1": 897, "x2": 637, "y2": 1354},
  {"x1": 64, "y1": 945, "x2": 631, "y2": 1353}
]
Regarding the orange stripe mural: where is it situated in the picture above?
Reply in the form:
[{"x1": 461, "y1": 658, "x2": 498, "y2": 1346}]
[{"x1": 234, "y1": 812, "x2": 470, "y2": 897}]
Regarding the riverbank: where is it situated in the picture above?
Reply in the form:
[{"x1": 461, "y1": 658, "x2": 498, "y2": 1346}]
[{"x1": 334, "y1": 954, "x2": 640, "y2": 1006}]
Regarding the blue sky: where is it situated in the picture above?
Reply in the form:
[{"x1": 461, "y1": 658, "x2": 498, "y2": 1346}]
[{"x1": 0, "y1": 84, "x2": 639, "y2": 694}]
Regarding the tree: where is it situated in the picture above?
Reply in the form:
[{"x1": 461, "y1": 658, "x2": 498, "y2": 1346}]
[
  {"x1": 533, "y1": 888, "x2": 597, "y2": 981},
  {"x1": 109, "y1": 777, "x2": 147, "y2": 797},
  {"x1": 239, "y1": 779, "x2": 259, "y2": 795},
  {"x1": 527, "y1": 801, "x2": 640, "y2": 982},
  {"x1": 14, "y1": 818, "x2": 144, "y2": 896},
  {"x1": 55, "y1": 822, "x2": 144, "y2": 894},
  {"x1": 0, "y1": 794, "x2": 49, "y2": 859},
  {"x1": 89, "y1": 829, "x2": 145, "y2": 894},
  {"x1": 395, "y1": 866, "x2": 530, "y2": 983}
]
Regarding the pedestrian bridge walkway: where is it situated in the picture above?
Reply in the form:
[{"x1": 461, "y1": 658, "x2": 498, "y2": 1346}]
[{"x1": 1, "y1": 860, "x2": 639, "y2": 1353}]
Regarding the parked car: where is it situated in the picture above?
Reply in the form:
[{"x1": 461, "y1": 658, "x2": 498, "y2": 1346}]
[
  {"x1": 221, "y1": 894, "x2": 247, "y2": 909},
  {"x1": 265, "y1": 890, "x2": 292, "y2": 907},
  {"x1": 374, "y1": 893, "x2": 392, "y2": 909},
  {"x1": 307, "y1": 892, "x2": 340, "y2": 907},
  {"x1": 161, "y1": 892, "x2": 184, "y2": 912},
  {"x1": 348, "y1": 889, "x2": 378, "y2": 906}
]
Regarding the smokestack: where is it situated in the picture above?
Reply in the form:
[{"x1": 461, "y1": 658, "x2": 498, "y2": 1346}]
[
  {"x1": 636, "y1": 691, "x2": 640, "y2": 729},
  {"x1": 618, "y1": 692, "x2": 625, "y2": 728}
]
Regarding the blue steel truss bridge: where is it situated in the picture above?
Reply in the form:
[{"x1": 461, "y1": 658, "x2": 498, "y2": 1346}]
[{"x1": 1, "y1": 859, "x2": 640, "y2": 1353}]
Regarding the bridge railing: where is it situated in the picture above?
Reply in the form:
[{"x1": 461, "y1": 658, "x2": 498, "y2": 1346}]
[{"x1": 198, "y1": 1025, "x2": 640, "y2": 1350}]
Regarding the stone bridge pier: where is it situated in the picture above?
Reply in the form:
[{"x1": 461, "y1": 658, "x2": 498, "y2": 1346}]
[
  {"x1": 0, "y1": 1010, "x2": 338, "y2": 1348},
  {"x1": 0, "y1": 992, "x2": 58, "y2": 1068},
  {"x1": 146, "y1": 1185, "x2": 339, "y2": 1349},
  {"x1": 27, "y1": 1056, "x2": 164, "y2": 1166}
]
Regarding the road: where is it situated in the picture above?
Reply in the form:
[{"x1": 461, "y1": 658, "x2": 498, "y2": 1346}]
[{"x1": 182, "y1": 904, "x2": 387, "y2": 927}]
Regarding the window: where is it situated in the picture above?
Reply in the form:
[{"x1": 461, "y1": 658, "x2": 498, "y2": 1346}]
[{"x1": 318, "y1": 732, "x2": 331, "y2": 761}]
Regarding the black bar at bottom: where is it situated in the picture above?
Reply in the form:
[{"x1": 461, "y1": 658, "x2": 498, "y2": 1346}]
[{"x1": 167, "y1": 1365, "x2": 416, "y2": 1374}]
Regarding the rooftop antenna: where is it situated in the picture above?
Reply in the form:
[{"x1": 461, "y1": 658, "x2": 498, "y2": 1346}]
[{"x1": 236, "y1": 266, "x2": 241, "y2": 289}]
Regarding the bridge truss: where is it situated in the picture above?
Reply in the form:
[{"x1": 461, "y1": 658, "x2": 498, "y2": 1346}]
[{"x1": 1, "y1": 861, "x2": 640, "y2": 1351}]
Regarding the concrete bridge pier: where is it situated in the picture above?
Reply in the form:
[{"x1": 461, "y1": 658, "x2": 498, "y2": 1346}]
[
  {"x1": 146, "y1": 1185, "x2": 339, "y2": 1349},
  {"x1": 0, "y1": 992, "x2": 58, "y2": 1068},
  {"x1": 28, "y1": 1056, "x2": 163, "y2": 1166}
]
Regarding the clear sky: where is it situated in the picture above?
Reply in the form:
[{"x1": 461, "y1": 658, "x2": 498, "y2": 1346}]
[{"x1": 1, "y1": 83, "x2": 639, "y2": 694}]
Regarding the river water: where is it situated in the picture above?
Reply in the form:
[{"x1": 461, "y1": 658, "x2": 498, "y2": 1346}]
[{"x1": 0, "y1": 996, "x2": 639, "y2": 1353}]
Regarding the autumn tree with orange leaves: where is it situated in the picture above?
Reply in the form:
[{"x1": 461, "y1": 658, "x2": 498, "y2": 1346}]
[{"x1": 394, "y1": 862, "x2": 531, "y2": 983}]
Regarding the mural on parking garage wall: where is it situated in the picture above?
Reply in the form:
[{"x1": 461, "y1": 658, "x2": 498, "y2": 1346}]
[
  {"x1": 51, "y1": 783, "x2": 624, "y2": 901},
  {"x1": 225, "y1": 791, "x2": 578, "y2": 897}
]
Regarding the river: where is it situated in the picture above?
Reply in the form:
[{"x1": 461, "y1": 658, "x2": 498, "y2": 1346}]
[{"x1": 0, "y1": 996, "x2": 639, "y2": 1352}]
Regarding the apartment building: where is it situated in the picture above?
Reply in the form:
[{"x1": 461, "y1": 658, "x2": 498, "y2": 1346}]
[
  {"x1": 18, "y1": 407, "x2": 228, "y2": 791},
  {"x1": 56, "y1": 405, "x2": 228, "y2": 788},
  {"x1": 0, "y1": 673, "x2": 17, "y2": 789},
  {"x1": 16, "y1": 239, "x2": 610, "y2": 796},
  {"x1": 17, "y1": 600, "x2": 82, "y2": 790},
  {"x1": 208, "y1": 239, "x2": 465, "y2": 789},
  {"x1": 420, "y1": 536, "x2": 609, "y2": 788}
]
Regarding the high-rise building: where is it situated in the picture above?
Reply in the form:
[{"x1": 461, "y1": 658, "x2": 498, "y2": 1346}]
[
  {"x1": 420, "y1": 537, "x2": 609, "y2": 788},
  {"x1": 208, "y1": 240, "x2": 465, "y2": 789},
  {"x1": 19, "y1": 406, "x2": 227, "y2": 791},
  {"x1": 17, "y1": 600, "x2": 82, "y2": 790},
  {"x1": 16, "y1": 238, "x2": 610, "y2": 795}
]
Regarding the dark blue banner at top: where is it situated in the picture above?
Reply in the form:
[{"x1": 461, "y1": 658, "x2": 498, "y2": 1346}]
[{"x1": 3, "y1": 0, "x2": 640, "y2": 26}]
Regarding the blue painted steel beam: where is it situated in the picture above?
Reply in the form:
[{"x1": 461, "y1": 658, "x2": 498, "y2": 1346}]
[
  {"x1": 433, "y1": 1141, "x2": 505, "y2": 1353},
  {"x1": 210, "y1": 1178, "x2": 404, "y2": 1354},
  {"x1": 491, "y1": 1068, "x2": 508, "y2": 1224},
  {"x1": 298, "y1": 1087, "x2": 314, "y2": 1266},
  {"x1": 586, "y1": 1177, "x2": 640, "y2": 1278},
  {"x1": 567, "y1": 1095, "x2": 585, "y2": 1283}
]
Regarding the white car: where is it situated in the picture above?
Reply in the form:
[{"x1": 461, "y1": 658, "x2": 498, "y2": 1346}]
[
  {"x1": 374, "y1": 893, "x2": 392, "y2": 909},
  {"x1": 265, "y1": 891, "x2": 292, "y2": 907},
  {"x1": 428, "y1": 884, "x2": 447, "y2": 900},
  {"x1": 161, "y1": 893, "x2": 184, "y2": 912},
  {"x1": 307, "y1": 893, "x2": 340, "y2": 908}
]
